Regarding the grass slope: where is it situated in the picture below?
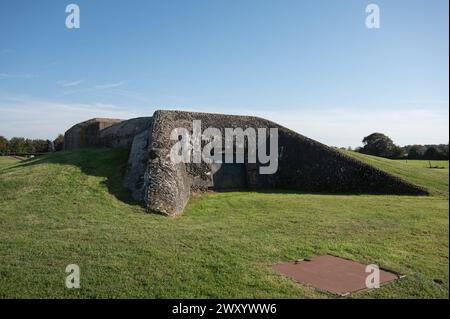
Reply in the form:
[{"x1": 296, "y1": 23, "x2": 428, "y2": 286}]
[
  {"x1": 344, "y1": 151, "x2": 449, "y2": 197},
  {"x1": 0, "y1": 150, "x2": 448, "y2": 298}
]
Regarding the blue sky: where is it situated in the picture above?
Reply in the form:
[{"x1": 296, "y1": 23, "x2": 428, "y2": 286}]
[{"x1": 0, "y1": 0, "x2": 448, "y2": 147}]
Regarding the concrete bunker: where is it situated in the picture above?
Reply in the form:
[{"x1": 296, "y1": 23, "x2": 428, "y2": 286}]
[{"x1": 64, "y1": 110, "x2": 429, "y2": 216}]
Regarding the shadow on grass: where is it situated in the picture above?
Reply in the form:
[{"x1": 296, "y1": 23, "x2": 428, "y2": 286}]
[
  {"x1": 210, "y1": 188, "x2": 426, "y2": 197},
  {"x1": 7, "y1": 149, "x2": 140, "y2": 206},
  {"x1": 6, "y1": 148, "x2": 431, "y2": 208}
]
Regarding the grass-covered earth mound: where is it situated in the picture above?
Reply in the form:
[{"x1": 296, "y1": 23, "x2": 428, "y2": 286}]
[{"x1": 0, "y1": 150, "x2": 448, "y2": 298}]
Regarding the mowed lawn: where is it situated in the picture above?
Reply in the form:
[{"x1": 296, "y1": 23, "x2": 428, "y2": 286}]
[{"x1": 0, "y1": 151, "x2": 448, "y2": 298}]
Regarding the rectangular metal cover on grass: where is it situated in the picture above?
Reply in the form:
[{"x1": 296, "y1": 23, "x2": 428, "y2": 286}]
[{"x1": 273, "y1": 255, "x2": 400, "y2": 296}]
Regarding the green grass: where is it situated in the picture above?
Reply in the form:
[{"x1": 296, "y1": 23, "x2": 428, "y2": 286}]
[
  {"x1": 0, "y1": 150, "x2": 448, "y2": 298},
  {"x1": 344, "y1": 151, "x2": 449, "y2": 197},
  {"x1": 0, "y1": 156, "x2": 22, "y2": 168}
]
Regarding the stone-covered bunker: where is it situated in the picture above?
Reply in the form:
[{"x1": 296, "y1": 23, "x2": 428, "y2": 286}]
[{"x1": 64, "y1": 110, "x2": 428, "y2": 216}]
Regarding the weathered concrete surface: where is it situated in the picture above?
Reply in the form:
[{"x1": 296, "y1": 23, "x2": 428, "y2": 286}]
[
  {"x1": 98, "y1": 117, "x2": 152, "y2": 149},
  {"x1": 64, "y1": 116, "x2": 153, "y2": 202},
  {"x1": 123, "y1": 127, "x2": 152, "y2": 202},
  {"x1": 64, "y1": 118, "x2": 122, "y2": 150},
  {"x1": 64, "y1": 117, "x2": 153, "y2": 151},
  {"x1": 64, "y1": 110, "x2": 429, "y2": 217},
  {"x1": 144, "y1": 110, "x2": 428, "y2": 216}
]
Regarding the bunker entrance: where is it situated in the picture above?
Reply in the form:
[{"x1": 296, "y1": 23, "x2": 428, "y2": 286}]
[{"x1": 212, "y1": 163, "x2": 248, "y2": 190}]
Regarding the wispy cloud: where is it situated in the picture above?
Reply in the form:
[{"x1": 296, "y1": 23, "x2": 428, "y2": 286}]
[
  {"x1": 0, "y1": 95, "x2": 146, "y2": 139},
  {"x1": 0, "y1": 73, "x2": 38, "y2": 79},
  {"x1": 170, "y1": 105, "x2": 449, "y2": 147},
  {"x1": 93, "y1": 81, "x2": 125, "y2": 89},
  {"x1": 58, "y1": 81, "x2": 127, "y2": 96},
  {"x1": 57, "y1": 79, "x2": 83, "y2": 87},
  {"x1": 243, "y1": 107, "x2": 449, "y2": 147},
  {"x1": 402, "y1": 99, "x2": 449, "y2": 106},
  {"x1": 0, "y1": 94, "x2": 447, "y2": 146}
]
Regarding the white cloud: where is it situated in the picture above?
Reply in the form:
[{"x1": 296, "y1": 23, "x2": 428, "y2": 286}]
[
  {"x1": 402, "y1": 99, "x2": 449, "y2": 106},
  {"x1": 0, "y1": 73, "x2": 38, "y2": 79},
  {"x1": 0, "y1": 95, "x2": 448, "y2": 146},
  {"x1": 56, "y1": 81, "x2": 127, "y2": 97},
  {"x1": 57, "y1": 79, "x2": 83, "y2": 87},
  {"x1": 245, "y1": 107, "x2": 449, "y2": 147},
  {"x1": 0, "y1": 95, "x2": 145, "y2": 139},
  {"x1": 173, "y1": 106, "x2": 449, "y2": 147},
  {"x1": 93, "y1": 81, "x2": 125, "y2": 89}
]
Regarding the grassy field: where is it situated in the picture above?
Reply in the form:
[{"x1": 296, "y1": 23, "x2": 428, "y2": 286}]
[
  {"x1": 345, "y1": 151, "x2": 449, "y2": 197},
  {"x1": 0, "y1": 151, "x2": 448, "y2": 298}
]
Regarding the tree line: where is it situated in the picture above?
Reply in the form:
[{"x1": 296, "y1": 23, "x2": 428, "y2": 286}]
[
  {"x1": 0, "y1": 135, "x2": 64, "y2": 155},
  {"x1": 350, "y1": 133, "x2": 449, "y2": 160},
  {"x1": 2, "y1": 131, "x2": 448, "y2": 161}
]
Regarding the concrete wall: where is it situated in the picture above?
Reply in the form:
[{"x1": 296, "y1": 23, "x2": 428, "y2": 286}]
[
  {"x1": 64, "y1": 110, "x2": 429, "y2": 217},
  {"x1": 64, "y1": 117, "x2": 153, "y2": 151},
  {"x1": 64, "y1": 118, "x2": 123, "y2": 150},
  {"x1": 98, "y1": 117, "x2": 153, "y2": 150},
  {"x1": 64, "y1": 117, "x2": 154, "y2": 203},
  {"x1": 123, "y1": 126, "x2": 153, "y2": 202},
  {"x1": 144, "y1": 110, "x2": 428, "y2": 216}
]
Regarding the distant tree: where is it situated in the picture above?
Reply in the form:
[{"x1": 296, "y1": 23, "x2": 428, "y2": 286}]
[
  {"x1": 53, "y1": 134, "x2": 64, "y2": 151},
  {"x1": 32, "y1": 139, "x2": 49, "y2": 153},
  {"x1": 0, "y1": 136, "x2": 8, "y2": 155},
  {"x1": 391, "y1": 145, "x2": 406, "y2": 159},
  {"x1": 1, "y1": 135, "x2": 64, "y2": 154},
  {"x1": 407, "y1": 145, "x2": 426, "y2": 159},
  {"x1": 359, "y1": 133, "x2": 402, "y2": 158},
  {"x1": 47, "y1": 140, "x2": 55, "y2": 152},
  {"x1": 24, "y1": 138, "x2": 35, "y2": 153},
  {"x1": 8, "y1": 137, "x2": 26, "y2": 154},
  {"x1": 437, "y1": 143, "x2": 449, "y2": 160},
  {"x1": 423, "y1": 146, "x2": 445, "y2": 160}
]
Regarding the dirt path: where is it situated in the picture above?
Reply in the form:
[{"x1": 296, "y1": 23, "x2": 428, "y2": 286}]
[{"x1": 9, "y1": 155, "x2": 28, "y2": 161}]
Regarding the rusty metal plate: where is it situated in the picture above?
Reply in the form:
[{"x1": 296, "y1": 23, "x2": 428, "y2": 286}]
[{"x1": 273, "y1": 255, "x2": 401, "y2": 296}]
